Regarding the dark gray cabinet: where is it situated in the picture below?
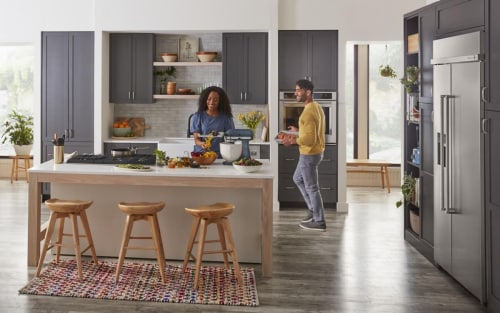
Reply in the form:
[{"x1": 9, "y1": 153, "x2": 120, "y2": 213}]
[
  {"x1": 222, "y1": 32, "x2": 268, "y2": 104},
  {"x1": 41, "y1": 31, "x2": 94, "y2": 196},
  {"x1": 110, "y1": 33, "x2": 154, "y2": 104},
  {"x1": 486, "y1": 110, "x2": 500, "y2": 312},
  {"x1": 486, "y1": 0, "x2": 500, "y2": 111},
  {"x1": 486, "y1": 1, "x2": 500, "y2": 311},
  {"x1": 419, "y1": 6, "x2": 436, "y2": 103},
  {"x1": 436, "y1": 0, "x2": 485, "y2": 35},
  {"x1": 278, "y1": 144, "x2": 337, "y2": 208},
  {"x1": 278, "y1": 30, "x2": 338, "y2": 91}
]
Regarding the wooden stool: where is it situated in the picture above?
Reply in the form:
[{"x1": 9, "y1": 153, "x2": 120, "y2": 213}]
[
  {"x1": 115, "y1": 201, "x2": 166, "y2": 283},
  {"x1": 9, "y1": 155, "x2": 32, "y2": 183},
  {"x1": 36, "y1": 199, "x2": 98, "y2": 280},
  {"x1": 182, "y1": 202, "x2": 242, "y2": 289}
]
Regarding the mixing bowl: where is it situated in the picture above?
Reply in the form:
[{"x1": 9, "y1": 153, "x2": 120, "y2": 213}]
[{"x1": 220, "y1": 142, "x2": 242, "y2": 162}]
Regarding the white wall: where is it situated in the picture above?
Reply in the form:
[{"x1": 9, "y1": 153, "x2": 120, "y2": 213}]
[{"x1": 0, "y1": 0, "x2": 427, "y2": 212}]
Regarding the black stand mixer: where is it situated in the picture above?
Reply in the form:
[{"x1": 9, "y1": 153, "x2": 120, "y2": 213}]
[{"x1": 222, "y1": 129, "x2": 254, "y2": 165}]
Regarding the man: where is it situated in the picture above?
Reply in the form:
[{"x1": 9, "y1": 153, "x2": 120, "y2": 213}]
[{"x1": 281, "y1": 79, "x2": 326, "y2": 231}]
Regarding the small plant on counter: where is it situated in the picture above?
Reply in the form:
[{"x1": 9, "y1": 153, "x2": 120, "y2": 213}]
[
  {"x1": 396, "y1": 174, "x2": 417, "y2": 208},
  {"x1": 155, "y1": 67, "x2": 176, "y2": 83},
  {"x1": 237, "y1": 110, "x2": 266, "y2": 132}
]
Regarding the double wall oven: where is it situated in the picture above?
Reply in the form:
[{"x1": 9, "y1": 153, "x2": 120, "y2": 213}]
[{"x1": 278, "y1": 91, "x2": 337, "y2": 143}]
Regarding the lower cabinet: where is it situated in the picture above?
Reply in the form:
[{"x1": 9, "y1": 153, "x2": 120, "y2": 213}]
[{"x1": 278, "y1": 144, "x2": 337, "y2": 208}]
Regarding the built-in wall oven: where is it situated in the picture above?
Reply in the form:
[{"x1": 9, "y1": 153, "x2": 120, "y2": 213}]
[{"x1": 279, "y1": 91, "x2": 337, "y2": 143}]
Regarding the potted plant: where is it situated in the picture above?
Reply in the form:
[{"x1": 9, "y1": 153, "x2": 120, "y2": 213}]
[
  {"x1": 379, "y1": 64, "x2": 397, "y2": 78},
  {"x1": 155, "y1": 66, "x2": 176, "y2": 94},
  {"x1": 1, "y1": 110, "x2": 34, "y2": 155},
  {"x1": 400, "y1": 65, "x2": 419, "y2": 94},
  {"x1": 396, "y1": 174, "x2": 420, "y2": 234}
]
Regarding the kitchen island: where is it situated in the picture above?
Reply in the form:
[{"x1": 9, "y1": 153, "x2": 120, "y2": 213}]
[{"x1": 28, "y1": 160, "x2": 274, "y2": 277}]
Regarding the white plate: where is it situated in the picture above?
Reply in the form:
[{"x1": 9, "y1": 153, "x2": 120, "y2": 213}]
[{"x1": 114, "y1": 165, "x2": 153, "y2": 172}]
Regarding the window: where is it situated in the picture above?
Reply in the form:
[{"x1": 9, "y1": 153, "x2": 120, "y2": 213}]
[
  {"x1": 0, "y1": 45, "x2": 34, "y2": 154},
  {"x1": 346, "y1": 42, "x2": 402, "y2": 164}
]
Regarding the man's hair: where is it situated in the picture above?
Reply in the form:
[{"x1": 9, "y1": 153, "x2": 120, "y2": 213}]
[{"x1": 296, "y1": 79, "x2": 314, "y2": 92}]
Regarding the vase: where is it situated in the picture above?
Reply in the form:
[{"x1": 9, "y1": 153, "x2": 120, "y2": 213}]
[
  {"x1": 14, "y1": 144, "x2": 32, "y2": 156},
  {"x1": 249, "y1": 128, "x2": 256, "y2": 141}
]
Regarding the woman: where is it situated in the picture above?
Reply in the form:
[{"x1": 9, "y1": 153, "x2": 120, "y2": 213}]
[{"x1": 190, "y1": 86, "x2": 234, "y2": 157}]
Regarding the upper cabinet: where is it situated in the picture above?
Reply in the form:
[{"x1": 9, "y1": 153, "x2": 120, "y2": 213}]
[
  {"x1": 110, "y1": 33, "x2": 154, "y2": 104},
  {"x1": 486, "y1": 0, "x2": 500, "y2": 111},
  {"x1": 419, "y1": 5, "x2": 436, "y2": 102},
  {"x1": 278, "y1": 30, "x2": 338, "y2": 91},
  {"x1": 41, "y1": 32, "x2": 94, "y2": 145},
  {"x1": 223, "y1": 32, "x2": 268, "y2": 104},
  {"x1": 436, "y1": 0, "x2": 485, "y2": 35}
]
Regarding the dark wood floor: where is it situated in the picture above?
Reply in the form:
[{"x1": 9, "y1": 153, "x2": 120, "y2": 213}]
[{"x1": 1, "y1": 179, "x2": 485, "y2": 312}]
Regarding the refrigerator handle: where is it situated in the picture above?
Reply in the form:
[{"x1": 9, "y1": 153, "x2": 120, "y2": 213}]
[
  {"x1": 445, "y1": 95, "x2": 456, "y2": 214},
  {"x1": 440, "y1": 95, "x2": 446, "y2": 212}
]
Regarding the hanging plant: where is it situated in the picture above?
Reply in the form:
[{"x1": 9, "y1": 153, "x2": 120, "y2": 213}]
[
  {"x1": 400, "y1": 66, "x2": 419, "y2": 93},
  {"x1": 379, "y1": 65, "x2": 397, "y2": 78}
]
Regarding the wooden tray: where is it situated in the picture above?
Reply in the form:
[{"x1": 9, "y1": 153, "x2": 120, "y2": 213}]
[{"x1": 115, "y1": 117, "x2": 146, "y2": 137}]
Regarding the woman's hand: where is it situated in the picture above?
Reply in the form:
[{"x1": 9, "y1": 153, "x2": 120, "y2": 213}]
[{"x1": 287, "y1": 126, "x2": 298, "y2": 132}]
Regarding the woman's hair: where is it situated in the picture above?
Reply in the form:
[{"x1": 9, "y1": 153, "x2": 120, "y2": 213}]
[{"x1": 197, "y1": 86, "x2": 233, "y2": 117}]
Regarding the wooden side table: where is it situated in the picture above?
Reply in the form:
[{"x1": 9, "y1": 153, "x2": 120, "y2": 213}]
[{"x1": 9, "y1": 155, "x2": 33, "y2": 183}]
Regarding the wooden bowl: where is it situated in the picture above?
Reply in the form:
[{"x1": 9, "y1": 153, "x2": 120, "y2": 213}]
[
  {"x1": 196, "y1": 51, "x2": 217, "y2": 62},
  {"x1": 177, "y1": 88, "x2": 192, "y2": 94},
  {"x1": 191, "y1": 155, "x2": 217, "y2": 165},
  {"x1": 161, "y1": 53, "x2": 177, "y2": 62}
]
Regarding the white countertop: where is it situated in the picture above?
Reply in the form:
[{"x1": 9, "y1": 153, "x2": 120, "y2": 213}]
[
  {"x1": 29, "y1": 159, "x2": 274, "y2": 179},
  {"x1": 104, "y1": 136, "x2": 271, "y2": 145}
]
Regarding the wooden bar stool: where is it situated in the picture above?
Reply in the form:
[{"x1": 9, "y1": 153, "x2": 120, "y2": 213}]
[
  {"x1": 36, "y1": 199, "x2": 98, "y2": 280},
  {"x1": 182, "y1": 202, "x2": 242, "y2": 289},
  {"x1": 115, "y1": 201, "x2": 166, "y2": 284},
  {"x1": 9, "y1": 155, "x2": 33, "y2": 183}
]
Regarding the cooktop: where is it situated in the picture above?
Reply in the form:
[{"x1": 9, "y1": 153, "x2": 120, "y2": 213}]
[{"x1": 66, "y1": 154, "x2": 156, "y2": 165}]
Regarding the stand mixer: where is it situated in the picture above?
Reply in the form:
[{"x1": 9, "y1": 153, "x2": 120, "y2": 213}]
[{"x1": 221, "y1": 129, "x2": 254, "y2": 165}]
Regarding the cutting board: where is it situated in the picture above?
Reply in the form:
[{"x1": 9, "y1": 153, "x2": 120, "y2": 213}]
[{"x1": 115, "y1": 117, "x2": 146, "y2": 137}]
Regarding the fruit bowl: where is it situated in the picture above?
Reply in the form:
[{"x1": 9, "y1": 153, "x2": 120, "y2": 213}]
[
  {"x1": 191, "y1": 155, "x2": 217, "y2": 165},
  {"x1": 113, "y1": 127, "x2": 132, "y2": 137}
]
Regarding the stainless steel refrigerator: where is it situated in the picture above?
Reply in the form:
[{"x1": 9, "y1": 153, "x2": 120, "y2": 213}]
[{"x1": 431, "y1": 31, "x2": 485, "y2": 302}]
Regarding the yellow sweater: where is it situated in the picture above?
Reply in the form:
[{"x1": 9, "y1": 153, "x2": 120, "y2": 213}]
[{"x1": 296, "y1": 101, "x2": 325, "y2": 155}]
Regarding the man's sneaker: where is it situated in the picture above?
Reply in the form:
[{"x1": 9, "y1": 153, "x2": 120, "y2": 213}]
[
  {"x1": 299, "y1": 221, "x2": 326, "y2": 232},
  {"x1": 301, "y1": 211, "x2": 314, "y2": 223}
]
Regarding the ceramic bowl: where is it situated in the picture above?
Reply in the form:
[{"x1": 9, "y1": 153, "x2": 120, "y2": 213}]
[
  {"x1": 196, "y1": 51, "x2": 217, "y2": 62},
  {"x1": 113, "y1": 127, "x2": 132, "y2": 137},
  {"x1": 233, "y1": 163, "x2": 263, "y2": 173},
  {"x1": 161, "y1": 53, "x2": 177, "y2": 62}
]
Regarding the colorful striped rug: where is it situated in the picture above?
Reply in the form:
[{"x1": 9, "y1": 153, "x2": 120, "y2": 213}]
[{"x1": 19, "y1": 259, "x2": 259, "y2": 306}]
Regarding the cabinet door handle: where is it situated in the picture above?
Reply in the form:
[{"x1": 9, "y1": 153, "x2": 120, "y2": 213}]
[
  {"x1": 284, "y1": 158, "x2": 296, "y2": 161},
  {"x1": 132, "y1": 91, "x2": 135, "y2": 100},
  {"x1": 244, "y1": 92, "x2": 247, "y2": 101},
  {"x1": 284, "y1": 186, "x2": 295, "y2": 190},
  {"x1": 481, "y1": 86, "x2": 488, "y2": 103},
  {"x1": 128, "y1": 91, "x2": 131, "y2": 100},
  {"x1": 481, "y1": 118, "x2": 489, "y2": 134},
  {"x1": 320, "y1": 187, "x2": 332, "y2": 190},
  {"x1": 240, "y1": 92, "x2": 243, "y2": 101}
]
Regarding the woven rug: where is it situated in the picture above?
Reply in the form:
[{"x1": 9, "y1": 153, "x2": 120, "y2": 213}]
[{"x1": 19, "y1": 259, "x2": 259, "y2": 306}]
